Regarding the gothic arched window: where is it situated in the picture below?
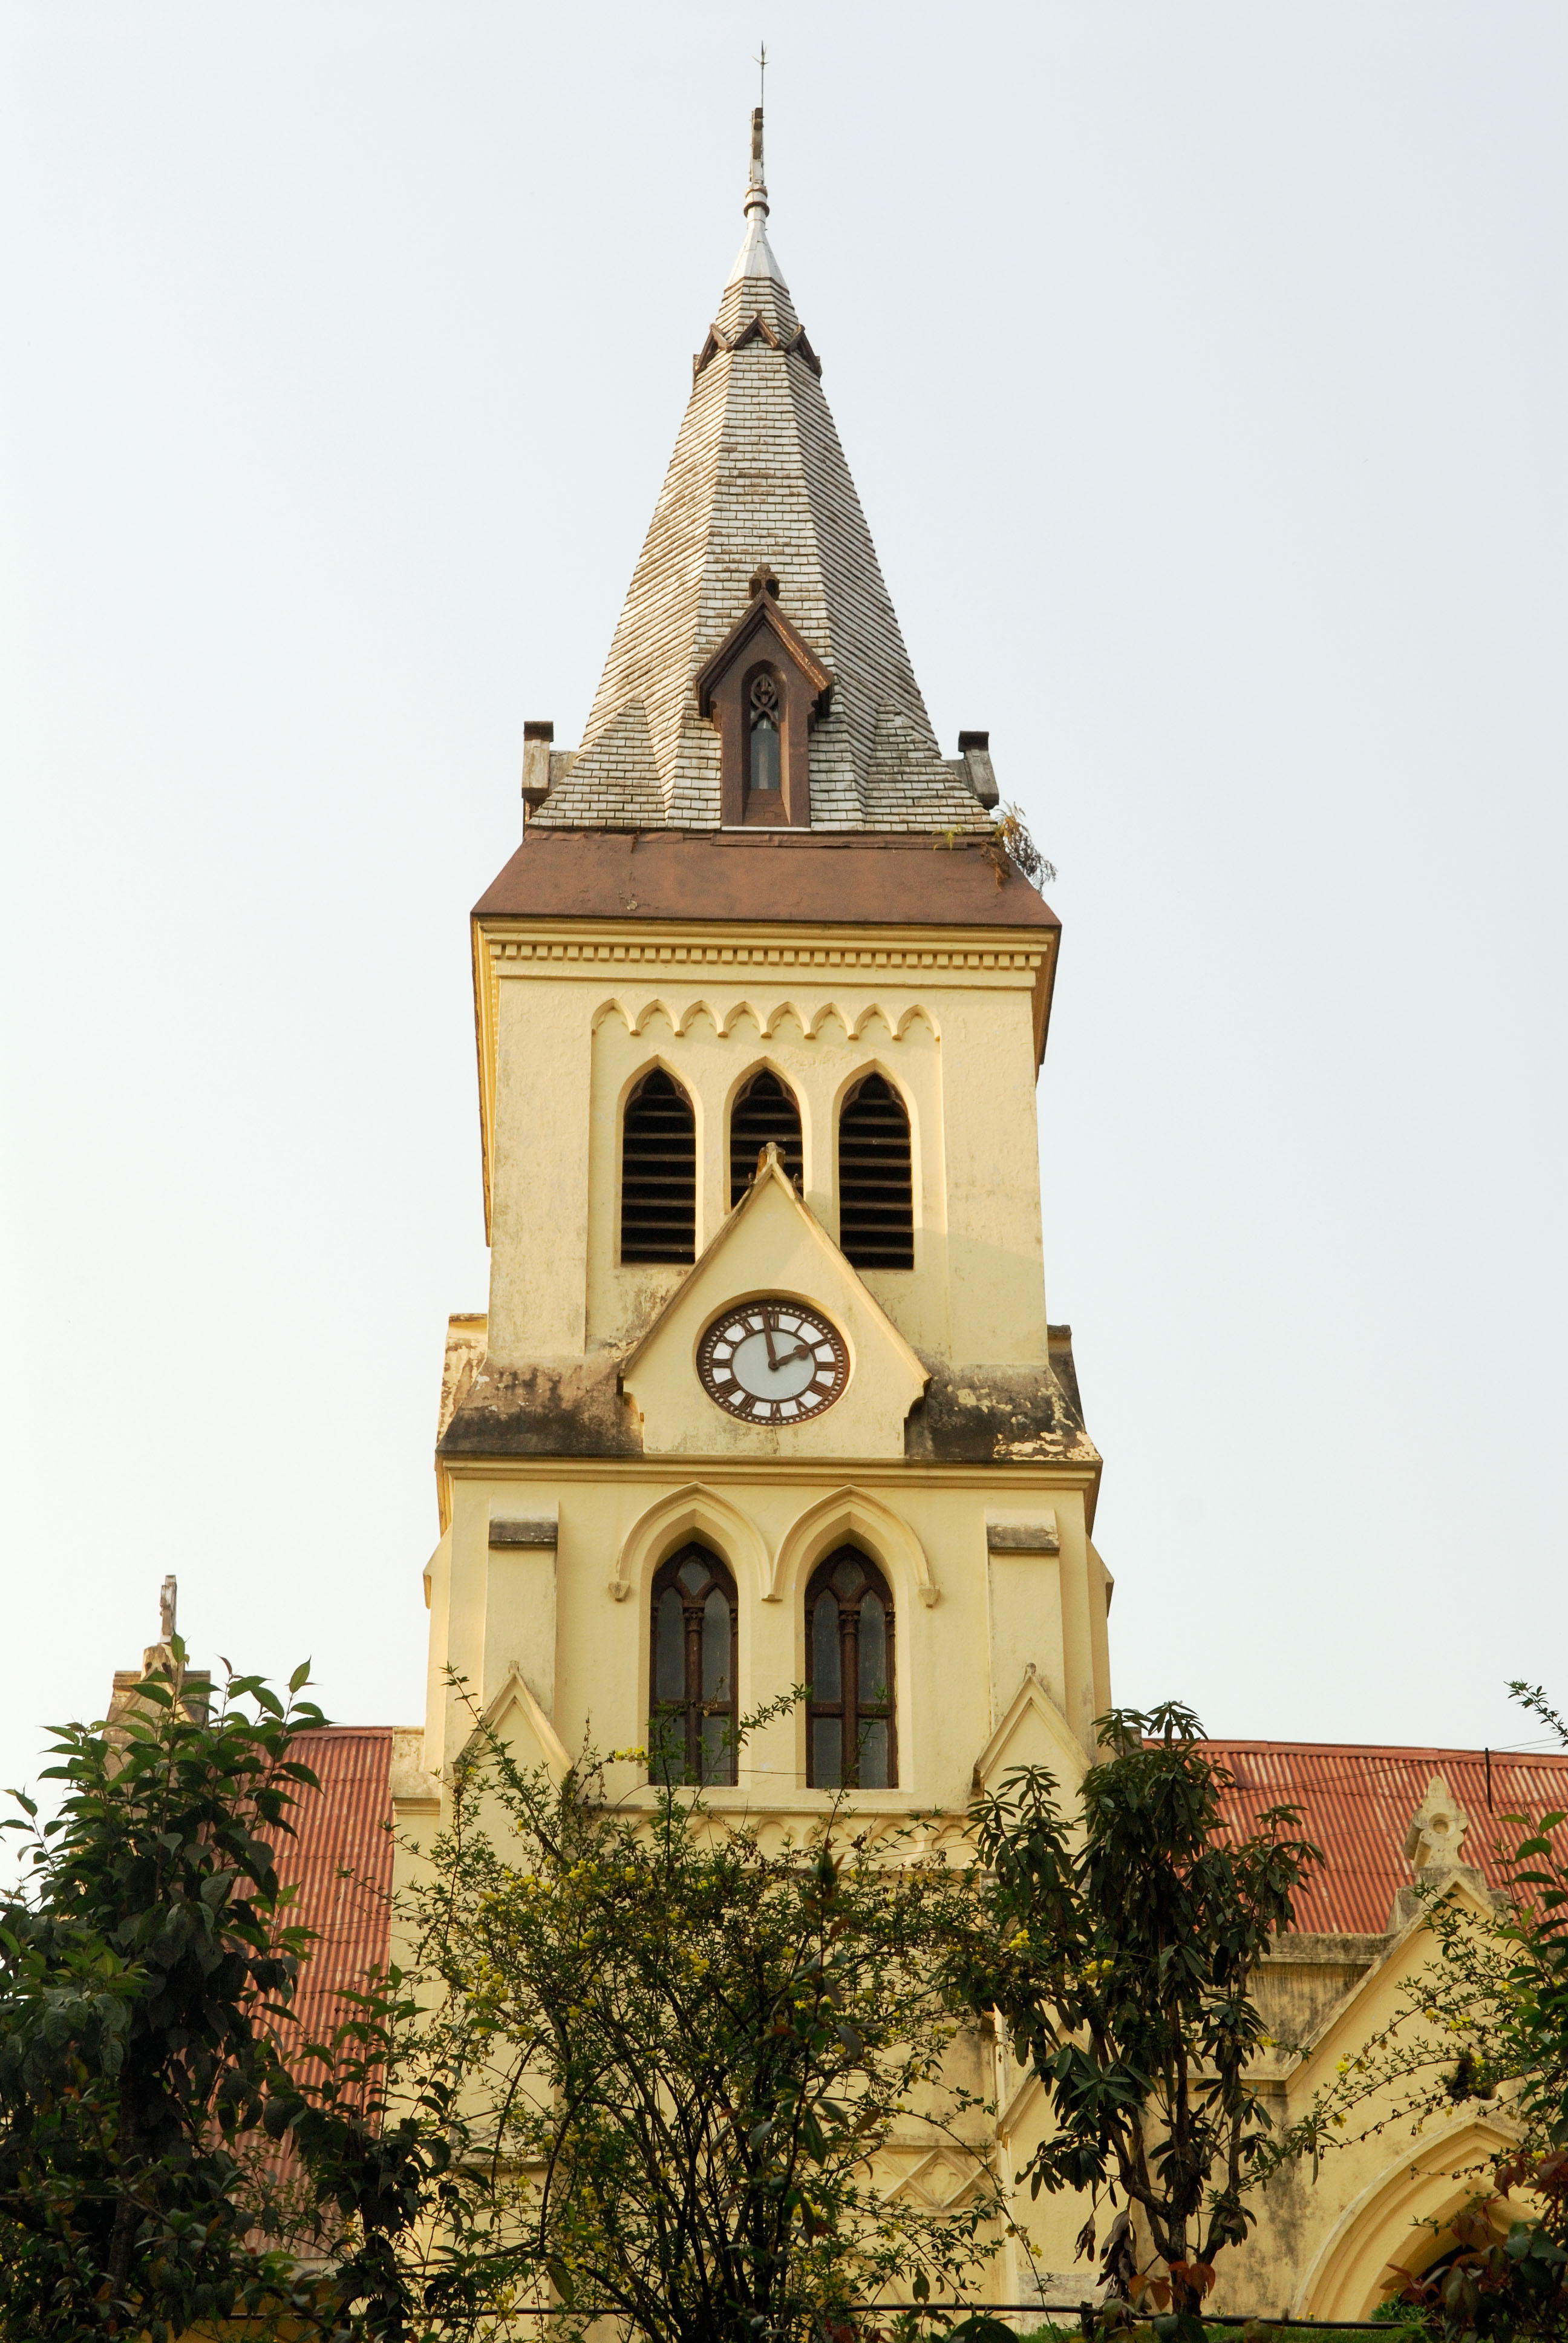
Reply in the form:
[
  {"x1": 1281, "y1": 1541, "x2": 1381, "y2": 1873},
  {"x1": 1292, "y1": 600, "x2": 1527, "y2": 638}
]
[
  {"x1": 837, "y1": 1073, "x2": 913, "y2": 1270},
  {"x1": 621, "y1": 1067, "x2": 696, "y2": 1264},
  {"x1": 728, "y1": 1067, "x2": 803, "y2": 1205},
  {"x1": 650, "y1": 1544, "x2": 738, "y2": 1786},
  {"x1": 805, "y1": 1547, "x2": 895, "y2": 1789},
  {"x1": 748, "y1": 669, "x2": 782, "y2": 795}
]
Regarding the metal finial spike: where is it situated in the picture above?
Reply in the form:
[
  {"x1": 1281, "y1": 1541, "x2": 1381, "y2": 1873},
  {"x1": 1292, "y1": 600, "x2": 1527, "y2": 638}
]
[
  {"x1": 745, "y1": 102, "x2": 768, "y2": 218},
  {"x1": 725, "y1": 76, "x2": 785, "y2": 288}
]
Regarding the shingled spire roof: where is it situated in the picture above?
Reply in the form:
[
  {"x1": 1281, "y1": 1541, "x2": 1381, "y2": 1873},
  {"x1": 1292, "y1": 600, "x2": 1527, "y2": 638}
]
[{"x1": 532, "y1": 111, "x2": 990, "y2": 834}]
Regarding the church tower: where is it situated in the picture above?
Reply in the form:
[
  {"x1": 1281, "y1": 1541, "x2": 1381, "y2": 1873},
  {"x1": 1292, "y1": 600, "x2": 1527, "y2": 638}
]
[{"x1": 403, "y1": 110, "x2": 1108, "y2": 1847}]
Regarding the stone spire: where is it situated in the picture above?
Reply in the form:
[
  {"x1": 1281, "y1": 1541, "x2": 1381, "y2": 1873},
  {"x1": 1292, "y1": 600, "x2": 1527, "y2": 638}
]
[{"x1": 531, "y1": 111, "x2": 990, "y2": 834}]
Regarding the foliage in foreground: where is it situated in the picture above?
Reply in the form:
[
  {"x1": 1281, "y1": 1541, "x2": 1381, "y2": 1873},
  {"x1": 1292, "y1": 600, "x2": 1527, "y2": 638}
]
[
  {"x1": 394, "y1": 1685, "x2": 1010, "y2": 2343},
  {"x1": 1264, "y1": 1683, "x2": 1568, "y2": 2343},
  {"x1": 0, "y1": 1647, "x2": 463, "y2": 2343},
  {"x1": 961, "y1": 1702, "x2": 1323, "y2": 2321},
  {"x1": 0, "y1": 1646, "x2": 333, "y2": 2336}
]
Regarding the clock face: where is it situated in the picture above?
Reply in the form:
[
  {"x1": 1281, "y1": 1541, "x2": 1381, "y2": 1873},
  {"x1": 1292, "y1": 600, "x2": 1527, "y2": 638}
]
[{"x1": 696, "y1": 1300, "x2": 849, "y2": 1424}]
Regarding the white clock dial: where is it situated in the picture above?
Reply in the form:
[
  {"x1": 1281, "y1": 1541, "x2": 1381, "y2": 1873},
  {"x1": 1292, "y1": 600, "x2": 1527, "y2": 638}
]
[{"x1": 696, "y1": 1300, "x2": 849, "y2": 1424}]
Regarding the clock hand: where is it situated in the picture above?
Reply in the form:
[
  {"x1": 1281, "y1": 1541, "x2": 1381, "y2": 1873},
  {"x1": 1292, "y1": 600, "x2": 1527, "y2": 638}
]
[
  {"x1": 776, "y1": 1341, "x2": 815, "y2": 1367},
  {"x1": 761, "y1": 1314, "x2": 781, "y2": 1370}
]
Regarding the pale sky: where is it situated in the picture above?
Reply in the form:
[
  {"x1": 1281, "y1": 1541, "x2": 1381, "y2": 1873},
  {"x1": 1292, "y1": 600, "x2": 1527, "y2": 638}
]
[{"x1": 2, "y1": 1, "x2": 1564, "y2": 1812}]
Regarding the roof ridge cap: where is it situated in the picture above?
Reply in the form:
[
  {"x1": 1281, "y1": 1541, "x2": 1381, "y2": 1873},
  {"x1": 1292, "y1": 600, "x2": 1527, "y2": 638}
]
[{"x1": 1205, "y1": 1736, "x2": 1568, "y2": 1760}]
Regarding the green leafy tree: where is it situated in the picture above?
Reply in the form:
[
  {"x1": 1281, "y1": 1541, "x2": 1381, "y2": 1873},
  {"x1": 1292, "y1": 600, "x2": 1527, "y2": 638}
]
[
  {"x1": 962, "y1": 1702, "x2": 1322, "y2": 2324},
  {"x1": 0, "y1": 1643, "x2": 330, "y2": 2337},
  {"x1": 0, "y1": 1645, "x2": 466, "y2": 2343},
  {"x1": 392, "y1": 1688, "x2": 1009, "y2": 2343}
]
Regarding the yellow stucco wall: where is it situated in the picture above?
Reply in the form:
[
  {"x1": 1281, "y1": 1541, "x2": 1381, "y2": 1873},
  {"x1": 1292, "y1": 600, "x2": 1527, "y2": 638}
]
[
  {"x1": 1240, "y1": 1889, "x2": 1527, "y2": 2319},
  {"x1": 393, "y1": 894, "x2": 1492, "y2": 2319},
  {"x1": 476, "y1": 920, "x2": 1053, "y2": 1369},
  {"x1": 420, "y1": 1457, "x2": 1100, "y2": 1820}
]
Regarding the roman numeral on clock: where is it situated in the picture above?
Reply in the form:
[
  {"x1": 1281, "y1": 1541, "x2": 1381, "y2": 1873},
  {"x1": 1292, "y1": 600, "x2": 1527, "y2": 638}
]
[{"x1": 696, "y1": 1298, "x2": 849, "y2": 1424}]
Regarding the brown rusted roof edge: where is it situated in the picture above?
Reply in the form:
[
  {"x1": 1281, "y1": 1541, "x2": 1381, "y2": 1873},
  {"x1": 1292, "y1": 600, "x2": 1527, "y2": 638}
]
[{"x1": 474, "y1": 827, "x2": 1061, "y2": 931}]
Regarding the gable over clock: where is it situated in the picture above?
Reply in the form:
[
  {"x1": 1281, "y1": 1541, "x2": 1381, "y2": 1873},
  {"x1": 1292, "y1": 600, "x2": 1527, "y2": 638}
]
[{"x1": 619, "y1": 1149, "x2": 927, "y2": 1457}]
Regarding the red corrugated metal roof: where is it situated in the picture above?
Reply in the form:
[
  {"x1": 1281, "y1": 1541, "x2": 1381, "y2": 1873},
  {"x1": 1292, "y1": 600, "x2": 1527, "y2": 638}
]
[
  {"x1": 1203, "y1": 1740, "x2": 1568, "y2": 1936},
  {"x1": 239, "y1": 1726, "x2": 396, "y2": 2229},
  {"x1": 273, "y1": 1725, "x2": 394, "y2": 2056},
  {"x1": 266, "y1": 1729, "x2": 1568, "y2": 1985}
]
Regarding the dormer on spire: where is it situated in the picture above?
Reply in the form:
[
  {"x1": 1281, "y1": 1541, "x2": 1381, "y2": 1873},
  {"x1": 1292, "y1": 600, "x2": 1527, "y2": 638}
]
[
  {"x1": 727, "y1": 104, "x2": 786, "y2": 289},
  {"x1": 695, "y1": 571, "x2": 832, "y2": 827}
]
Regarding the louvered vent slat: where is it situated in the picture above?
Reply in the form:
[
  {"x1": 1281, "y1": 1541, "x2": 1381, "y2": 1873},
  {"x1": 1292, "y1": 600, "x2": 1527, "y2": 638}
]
[
  {"x1": 621, "y1": 1069, "x2": 696, "y2": 1263},
  {"x1": 728, "y1": 1069, "x2": 804, "y2": 1205},
  {"x1": 838, "y1": 1074, "x2": 913, "y2": 1269}
]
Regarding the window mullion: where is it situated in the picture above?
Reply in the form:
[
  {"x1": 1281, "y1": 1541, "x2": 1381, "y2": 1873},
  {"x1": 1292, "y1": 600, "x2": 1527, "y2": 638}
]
[
  {"x1": 843, "y1": 1609, "x2": 860, "y2": 1788},
  {"x1": 685, "y1": 1603, "x2": 703, "y2": 1781}
]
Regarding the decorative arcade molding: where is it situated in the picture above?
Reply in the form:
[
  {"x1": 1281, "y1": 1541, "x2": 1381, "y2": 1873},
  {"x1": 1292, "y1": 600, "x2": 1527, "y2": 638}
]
[
  {"x1": 489, "y1": 937, "x2": 1047, "y2": 971},
  {"x1": 589, "y1": 997, "x2": 936, "y2": 1041}
]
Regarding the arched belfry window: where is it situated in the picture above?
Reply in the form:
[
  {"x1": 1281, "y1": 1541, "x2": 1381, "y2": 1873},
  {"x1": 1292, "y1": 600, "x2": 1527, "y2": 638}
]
[
  {"x1": 650, "y1": 1544, "x2": 737, "y2": 1786},
  {"x1": 837, "y1": 1073, "x2": 913, "y2": 1270},
  {"x1": 728, "y1": 1067, "x2": 803, "y2": 1206},
  {"x1": 748, "y1": 670, "x2": 782, "y2": 795},
  {"x1": 806, "y1": 1548, "x2": 895, "y2": 1789},
  {"x1": 621, "y1": 1068, "x2": 696, "y2": 1265}
]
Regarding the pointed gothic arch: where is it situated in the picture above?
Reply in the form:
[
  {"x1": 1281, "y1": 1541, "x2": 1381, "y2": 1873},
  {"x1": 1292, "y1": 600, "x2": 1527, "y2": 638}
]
[
  {"x1": 769, "y1": 1487, "x2": 936, "y2": 1610},
  {"x1": 620, "y1": 1064, "x2": 696, "y2": 1264},
  {"x1": 837, "y1": 1069, "x2": 913, "y2": 1270},
  {"x1": 609, "y1": 1483, "x2": 772, "y2": 1610},
  {"x1": 1295, "y1": 2110, "x2": 1524, "y2": 2319},
  {"x1": 727, "y1": 1063, "x2": 804, "y2": 1205}
]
